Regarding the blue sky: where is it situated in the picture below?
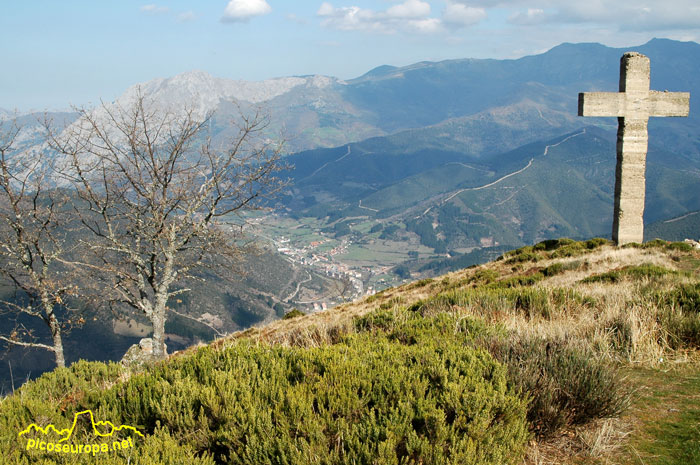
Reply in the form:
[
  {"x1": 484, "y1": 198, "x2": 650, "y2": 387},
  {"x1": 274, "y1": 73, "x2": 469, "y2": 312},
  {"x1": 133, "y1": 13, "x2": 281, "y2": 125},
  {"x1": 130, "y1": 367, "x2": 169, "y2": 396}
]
[{"x1": 2, "y1": 1, "x2": 699, "y2": 111}]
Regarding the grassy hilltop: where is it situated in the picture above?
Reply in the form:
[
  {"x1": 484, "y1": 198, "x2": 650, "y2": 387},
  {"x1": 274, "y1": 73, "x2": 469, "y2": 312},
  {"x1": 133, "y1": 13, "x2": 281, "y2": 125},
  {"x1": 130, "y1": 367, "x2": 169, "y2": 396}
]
[{"x1": 1, "y1": 238, "x2": 698, "y2": 465}]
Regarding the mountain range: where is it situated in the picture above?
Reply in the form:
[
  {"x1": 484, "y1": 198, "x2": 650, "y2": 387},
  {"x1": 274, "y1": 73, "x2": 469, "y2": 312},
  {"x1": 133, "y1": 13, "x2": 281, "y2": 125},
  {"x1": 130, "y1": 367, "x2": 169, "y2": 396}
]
[
  {"x1": 2, "y1": 38, "x2": 699, "y2": 391},
  {"x1": 10, "y1": 38, "x2": 698, "y2": 154}
]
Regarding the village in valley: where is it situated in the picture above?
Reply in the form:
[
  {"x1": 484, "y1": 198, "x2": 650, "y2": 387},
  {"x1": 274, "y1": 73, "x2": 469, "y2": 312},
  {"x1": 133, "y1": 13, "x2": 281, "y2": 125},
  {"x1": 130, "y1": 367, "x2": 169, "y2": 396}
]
[{"x1": 245, "y1": 213, "x2": 393, "y2": 311}]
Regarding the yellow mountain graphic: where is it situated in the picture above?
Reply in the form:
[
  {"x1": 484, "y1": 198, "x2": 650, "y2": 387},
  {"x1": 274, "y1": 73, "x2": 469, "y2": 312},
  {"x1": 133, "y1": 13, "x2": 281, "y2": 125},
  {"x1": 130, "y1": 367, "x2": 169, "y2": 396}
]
[{"x1": 18, "y1": 410, "x2": 144, "y2": 443}]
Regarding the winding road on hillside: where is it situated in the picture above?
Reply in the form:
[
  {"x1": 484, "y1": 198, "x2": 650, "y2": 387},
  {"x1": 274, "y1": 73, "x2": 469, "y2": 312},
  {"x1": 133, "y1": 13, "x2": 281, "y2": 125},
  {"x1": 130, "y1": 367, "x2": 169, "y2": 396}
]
[
  {"x1": 358, "y1": 200, "x2": 379, "y2": 212},
  {"x1": 284, "y1": 271, "x2": 313, "y2": 302},
  {"x1": 303, "y1": 145, "x2": 352, "y2": 181},
  {"x1": 663, "y1": 211, "x2": 699, "y2": 223},
  {"x1": 414, "y1": 129, "x2": 588, "y2": 218}
]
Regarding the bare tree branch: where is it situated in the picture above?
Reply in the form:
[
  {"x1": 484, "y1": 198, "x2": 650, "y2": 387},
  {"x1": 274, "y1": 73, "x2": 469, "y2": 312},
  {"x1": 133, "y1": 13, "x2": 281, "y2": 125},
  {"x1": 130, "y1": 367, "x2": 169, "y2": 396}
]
[
  {"x1": 46, "y1": 91, "x2": 286, "y2": 359},
  {"x1": 0, "y1": 117, "x2": 74, "y2": 368}
]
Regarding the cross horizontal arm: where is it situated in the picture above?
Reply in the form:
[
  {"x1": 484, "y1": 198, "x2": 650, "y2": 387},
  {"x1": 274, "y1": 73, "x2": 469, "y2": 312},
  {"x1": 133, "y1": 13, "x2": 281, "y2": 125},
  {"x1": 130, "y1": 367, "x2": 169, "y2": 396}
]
[
  {"x1": 648, "y1": 91, "x2": 690, "y2": 117},
  {"x1": 578, "y1": 92, "x2": 625, "y2": 117}
]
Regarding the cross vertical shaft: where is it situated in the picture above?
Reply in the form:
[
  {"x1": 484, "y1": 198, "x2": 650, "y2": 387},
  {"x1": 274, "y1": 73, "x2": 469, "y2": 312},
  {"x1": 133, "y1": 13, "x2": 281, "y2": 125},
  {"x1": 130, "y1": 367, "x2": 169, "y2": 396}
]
[{"x1": 578, "y1": 52, "x2": 690, "y2": 245}]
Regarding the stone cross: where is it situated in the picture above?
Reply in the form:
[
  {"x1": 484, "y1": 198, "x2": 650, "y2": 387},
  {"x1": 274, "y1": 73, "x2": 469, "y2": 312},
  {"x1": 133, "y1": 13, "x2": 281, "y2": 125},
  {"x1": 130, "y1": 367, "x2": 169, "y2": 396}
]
[{"x1": 578, "y1": 52, "x2": 690, "y2": 245}]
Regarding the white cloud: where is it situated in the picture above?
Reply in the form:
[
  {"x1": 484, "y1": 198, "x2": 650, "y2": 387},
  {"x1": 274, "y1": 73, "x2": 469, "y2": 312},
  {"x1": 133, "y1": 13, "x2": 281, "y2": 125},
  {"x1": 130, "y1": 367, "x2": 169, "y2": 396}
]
[
  {"x1": 177, "y1": 11, "x2": 196, "y2": 22},
  {"x1": 407, "y1": 17, "x2": 443, "y2": 33},
  {"x1": 140, "y1": 4, "x2": 169, "y2": 14},
  {"x1": 221, "y1": 0, "x2": 272, "y2": 23},
  {"x1": 555, "y1": 2, "x2": 700, "y2": 31},
  {"x1": 450, "y1": 0, "x2": 700, "y2": 31},
  {"x1": 317, "y1": 2, "x2": 335, "y2": 17},
  {"x1": 386, "y1": 0, "x2": 431, "y2": 19},
  {"x1": 443, "y1": 1, "x2": 487, "y2": 28},
  {"x1": 508, "y1": 8, "x2": 546, "y2": 25},
  {"x1": 317, "y1": 0, "x2": 440, "y2": 34}
]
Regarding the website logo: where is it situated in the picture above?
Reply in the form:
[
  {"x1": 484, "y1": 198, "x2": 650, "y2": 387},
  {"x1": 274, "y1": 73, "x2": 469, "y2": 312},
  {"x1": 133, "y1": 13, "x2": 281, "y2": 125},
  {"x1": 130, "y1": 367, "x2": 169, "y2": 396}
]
[{"x1": 19, "y1": 410, "x2": 144, "y2": 456}]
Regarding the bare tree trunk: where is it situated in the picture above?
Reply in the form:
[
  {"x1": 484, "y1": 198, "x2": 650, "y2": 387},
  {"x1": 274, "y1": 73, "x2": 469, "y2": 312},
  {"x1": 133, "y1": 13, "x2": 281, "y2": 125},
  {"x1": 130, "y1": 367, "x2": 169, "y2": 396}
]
[
  {"x1": 1, "y1": 120, "x2": 72, "y2": 370},
  {"x1": 150, "y1": 295, "x2": 168, "y2": 359},
  {"x1": 47, "y1": 312, "x2": 66, "y2": 368},
  {"x1": 42, "y1": 293, "x2": 66, "y2": 368}
]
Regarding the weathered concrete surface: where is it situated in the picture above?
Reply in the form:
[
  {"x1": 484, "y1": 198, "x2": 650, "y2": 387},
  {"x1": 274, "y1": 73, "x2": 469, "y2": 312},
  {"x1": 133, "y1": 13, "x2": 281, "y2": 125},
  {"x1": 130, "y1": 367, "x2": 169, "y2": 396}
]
[{"x1": 578, "y1": 52, "x2": 690, "y2": 245}]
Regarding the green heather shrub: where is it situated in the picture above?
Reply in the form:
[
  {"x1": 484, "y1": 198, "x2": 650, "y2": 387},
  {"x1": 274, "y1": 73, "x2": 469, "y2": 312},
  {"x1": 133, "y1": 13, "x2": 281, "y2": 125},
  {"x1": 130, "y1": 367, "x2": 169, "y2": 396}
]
[
  {"x1": 657, "y1": 283, "x2": 700, "y2": 348},
  {"x1": 663, "y1": 283, "x2": 700, "y2": 313},
  {"x1": 487, "y1": 338, "x2": 629, "y2": 438},
  {"x1": 541, "y1": 262, "x2": 565, "y2": 277},
  {"x1": 549, "y1": 238, "x2": 610, "y2": 258},
  {"x1": 665, "y1": 241, "x2": 694, "y2": 252},
  {"x1": 355, "y1": 308, "x2": 398, "y2": 332},
  {"x1": 624, "y1": 264, "x2": 679, "y2": 280},
  {"x1": 533, "y1": 238, "x2": 576, "y2": 252},
  {"x1": 541, "y1": 260, "x2": 584, "y2": 277},
  {"x1": 283, "y1": 308, "x2": 305, "y2": 319},
  {"x1": 408, "y1": 285, "x2": 594, "y2": 322},
  {"x1": 633, "y1": 239, "x2": 694, "y2": 252},
  {"x1": 357, "y1": 307, "x2": 627, "y2": 439},
  {"x1": 379, "y1": 296, "x2": 404, "y2": 310},
  {"x1": 470, "y1": 269, "x2": 500, "y2": 285},
  {"x1": 357, "y1": 299, "x2": 628, "y2": 440},
  {"x1": 582, "y1": 264, "x2": 679, "y2": 285},
  {"x1": 0, "y1": 361, "x2": 130, "y2": 465},
  {"x1": 582, "y1": 270, "x2": 623, "y2": 284},
  {"x1": 405, "y1": 277, "x2": 434, "y2": 290},
  {"x1": 501, "y1": 238, "x2": 610, "y2": 264},
  {"x1": 584, "y1": 237, "x2": 610, "y2": 249},
  {"x1": 7, "y1": 424, "x2": 217, "y2": 465},
  {"x1": 2, "y1": 315, "x2": 530, "y2": 465},
  {"x1": 641, "y1": 238, "x2": 668, "y2": 249},
  {"x1": 505, "y1": 251, "x2": 540, "y2": 264},
  {"x1": 488, "y1": 272, "x2": 544, "y2": 289}
]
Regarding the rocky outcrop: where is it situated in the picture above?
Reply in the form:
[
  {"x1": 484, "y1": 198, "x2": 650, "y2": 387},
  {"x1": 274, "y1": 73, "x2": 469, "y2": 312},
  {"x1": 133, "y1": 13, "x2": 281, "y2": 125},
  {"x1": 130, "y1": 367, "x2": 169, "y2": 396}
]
[{"x1": 121, "y1": 338, "x2": 167, "y2": 367}]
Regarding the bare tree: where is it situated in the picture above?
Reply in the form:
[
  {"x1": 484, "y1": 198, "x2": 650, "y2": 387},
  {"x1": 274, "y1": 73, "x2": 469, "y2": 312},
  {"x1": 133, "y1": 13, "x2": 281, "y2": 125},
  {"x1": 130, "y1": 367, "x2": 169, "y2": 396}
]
[
  {"x1": 0, "y1": 120, "x2": 76, "y2": 368},
  {"x1": 47, "y1": 93, "x2": 285, "y2": 359}
]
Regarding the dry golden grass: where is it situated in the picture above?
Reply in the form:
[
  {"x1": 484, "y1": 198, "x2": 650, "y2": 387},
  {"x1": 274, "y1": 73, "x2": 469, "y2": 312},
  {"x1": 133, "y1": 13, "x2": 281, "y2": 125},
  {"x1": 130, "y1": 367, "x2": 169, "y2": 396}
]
[
  {"x1": 524, "y1": 417, "x2": 631, "y2": 465},
  {"x1": 199, "y1": 244, "x2": 698, "y2": 363}
]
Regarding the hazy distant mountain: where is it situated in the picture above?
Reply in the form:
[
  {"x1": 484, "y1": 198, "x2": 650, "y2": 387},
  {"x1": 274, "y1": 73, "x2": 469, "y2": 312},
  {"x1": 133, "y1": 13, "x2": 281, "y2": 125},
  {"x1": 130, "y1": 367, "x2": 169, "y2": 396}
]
[
  {"x1": 113, "y1": 70, "x2": 337, "y2": 117},
  {"x1": 8, "y1": 37, "x2": 700, "y2": 279},
  {"x1": 282, "y1": 124, "x2": 700, "y2": 250},
  {"x1": 76, "y1": 37, "x2": 698, "y2": 249},
  {"x1": 275, "y1": 38, "x2": 700, "y2": 249},
  {"x1": 28, "y1": 38, "x2": 699, "y2": 156},
  {"x1": 0, "y1": 110, "x2": 79, "y2": 160},
  {"x1": 101, "y1": 70, "x2": 379, "y2": 152}
]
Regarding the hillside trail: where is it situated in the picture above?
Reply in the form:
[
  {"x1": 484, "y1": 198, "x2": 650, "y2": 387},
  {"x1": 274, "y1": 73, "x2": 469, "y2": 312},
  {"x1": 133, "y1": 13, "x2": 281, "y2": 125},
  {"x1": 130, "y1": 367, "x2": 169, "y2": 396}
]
[
  {"x1": 414, "y1": 128, "x2": 588, "y2": 218},
  {"x1": 303, "y1": 144, "x2": 352, "y2": 181},
  {"x1": 444, "y1": 128, "x2": 587, "y2": 201},
  {"x1": 283, "y1": 271, "x2": 313, "y2": 302}
]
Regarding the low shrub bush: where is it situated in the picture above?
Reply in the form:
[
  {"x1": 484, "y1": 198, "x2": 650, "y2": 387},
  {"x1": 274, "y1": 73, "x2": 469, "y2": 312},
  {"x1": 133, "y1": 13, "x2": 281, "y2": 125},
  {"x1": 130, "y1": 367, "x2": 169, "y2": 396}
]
[
  {"x1": 356, "y1": 306, "x2": 627, "y2": 440},
  {"x1": 283, "y1": 308, "x2": 306, "y2": 319},
  {"x1": 488, "y1": 337, "x2": 630, "y2": 438},
  {"x1": 657, "y1": 283, "x2": 700, "y2": 348},
  {"x1": 2, "y1": 313, "x2": 530, "y2": 465},
  {"x1": 582, "y1": 264, "x2": 679, "y2": 284}
]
